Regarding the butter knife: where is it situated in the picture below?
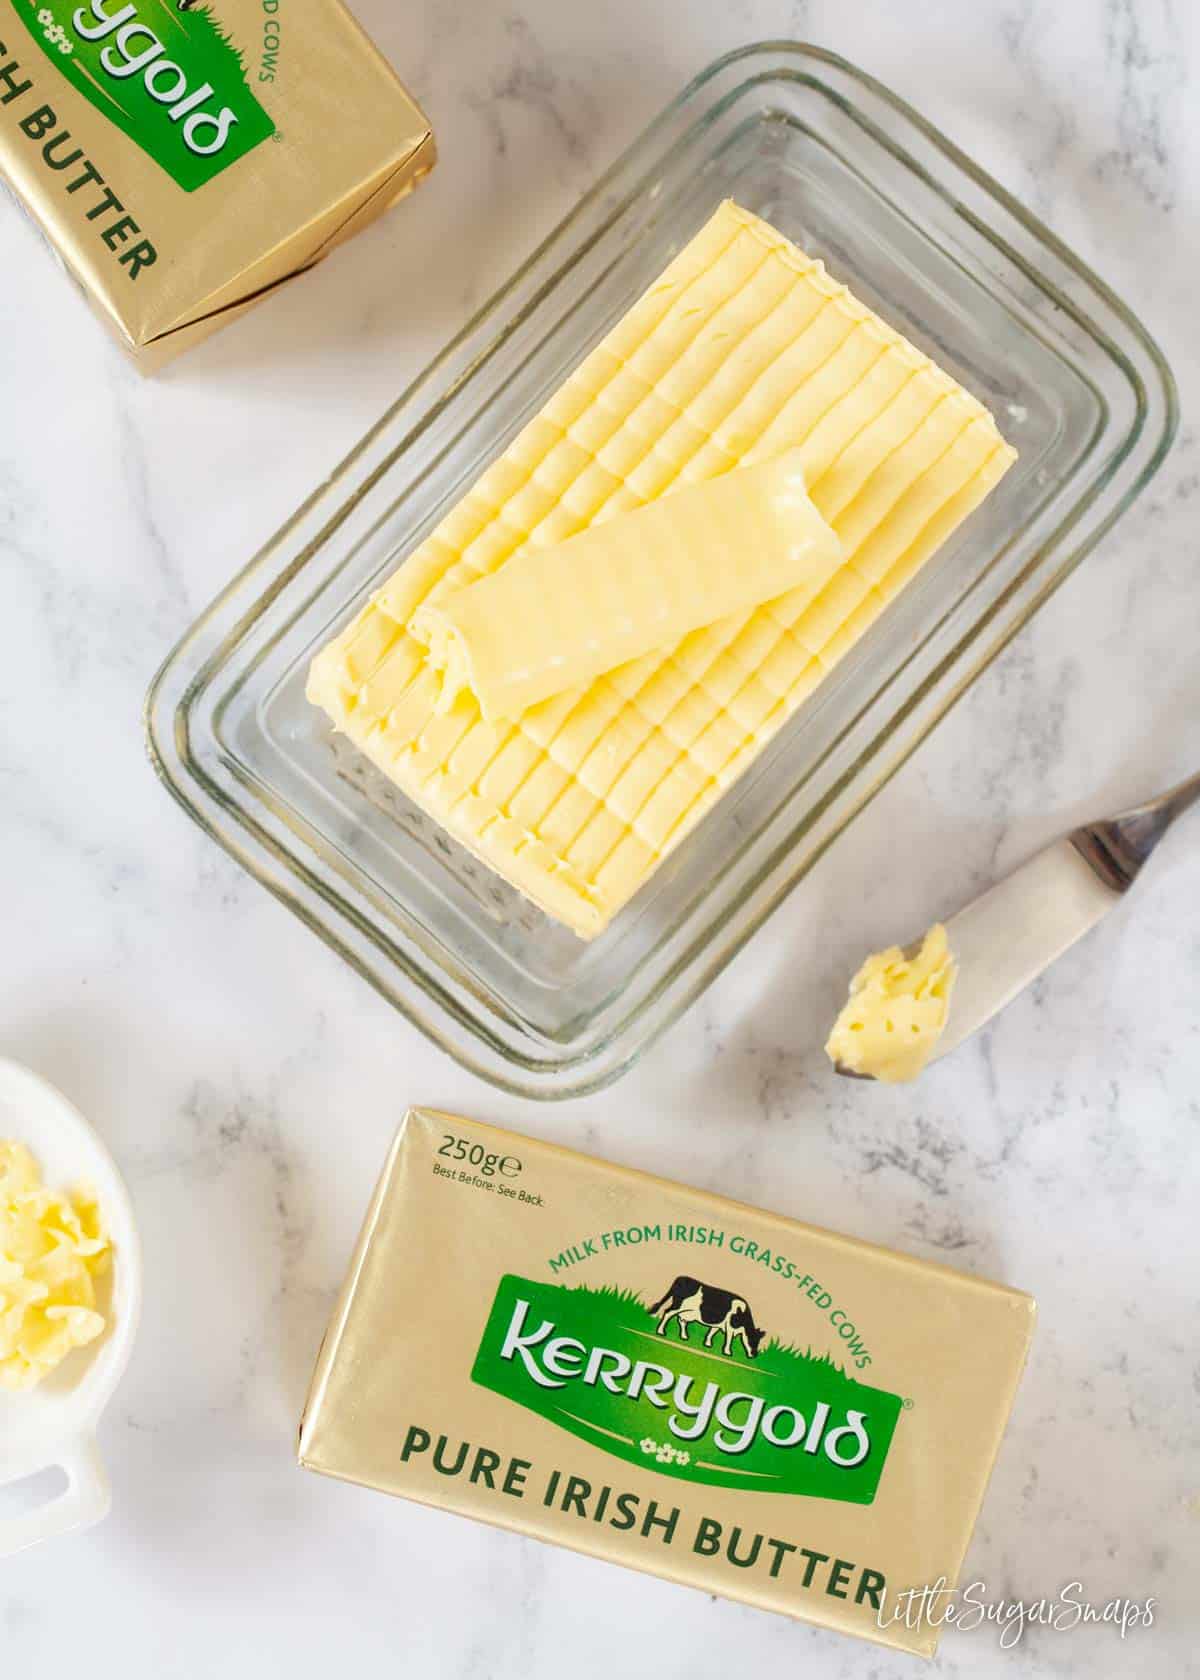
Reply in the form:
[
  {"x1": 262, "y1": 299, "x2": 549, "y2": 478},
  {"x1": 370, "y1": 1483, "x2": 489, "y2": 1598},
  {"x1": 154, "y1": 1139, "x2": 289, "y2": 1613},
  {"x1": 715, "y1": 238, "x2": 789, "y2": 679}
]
[{"x1": 841, "y1": 770, "x2": 1200, "y2": 1075}]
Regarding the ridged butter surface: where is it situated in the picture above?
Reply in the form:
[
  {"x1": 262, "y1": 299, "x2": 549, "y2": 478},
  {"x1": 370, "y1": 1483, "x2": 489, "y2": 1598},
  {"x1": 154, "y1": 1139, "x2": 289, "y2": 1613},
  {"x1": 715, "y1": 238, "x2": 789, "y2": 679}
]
[{"x1": 308, "y1": 201, "x2": 1017, "y2": 938}]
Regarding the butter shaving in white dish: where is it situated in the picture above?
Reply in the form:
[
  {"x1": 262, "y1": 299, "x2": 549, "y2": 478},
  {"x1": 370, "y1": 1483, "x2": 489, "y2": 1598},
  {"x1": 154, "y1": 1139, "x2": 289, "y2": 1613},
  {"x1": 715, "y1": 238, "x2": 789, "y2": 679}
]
[{"x1": 0, "y1": 1140, "x2": 110, "y2": 1391}]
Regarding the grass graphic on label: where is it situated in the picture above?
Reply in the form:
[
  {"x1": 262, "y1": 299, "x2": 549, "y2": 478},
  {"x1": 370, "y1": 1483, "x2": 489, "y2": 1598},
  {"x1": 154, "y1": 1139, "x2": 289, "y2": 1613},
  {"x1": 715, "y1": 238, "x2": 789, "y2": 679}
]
[
  {"x1": 14, "y1": 0, "x2": 276, "y2": 192},
  {"x1": 472, "y1": 1275, "x2": 904, "y2": 1503}
]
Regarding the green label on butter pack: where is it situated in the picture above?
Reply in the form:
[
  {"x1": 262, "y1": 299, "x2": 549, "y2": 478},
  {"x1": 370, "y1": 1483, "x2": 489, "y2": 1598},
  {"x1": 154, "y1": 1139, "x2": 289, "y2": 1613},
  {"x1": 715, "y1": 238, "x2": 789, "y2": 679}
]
[
  {"x1": 13, "y1": 0, "x2": 274, "y2": 191},
  {"x1": 472, "y1": 1274, "x2": 903, "y2": 1503}
]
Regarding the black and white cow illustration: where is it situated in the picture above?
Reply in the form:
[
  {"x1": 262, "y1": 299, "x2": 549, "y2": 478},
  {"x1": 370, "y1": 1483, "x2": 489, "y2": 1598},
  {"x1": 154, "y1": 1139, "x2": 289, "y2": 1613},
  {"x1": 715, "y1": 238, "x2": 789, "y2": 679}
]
[{"x1": 647, "y1": 1276, "x2": 766, "y2": 1359}]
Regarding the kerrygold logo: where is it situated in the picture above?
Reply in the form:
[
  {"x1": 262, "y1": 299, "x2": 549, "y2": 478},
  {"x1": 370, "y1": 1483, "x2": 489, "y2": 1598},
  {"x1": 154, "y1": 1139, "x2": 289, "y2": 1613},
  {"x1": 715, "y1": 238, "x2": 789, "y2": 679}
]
[
  {"x1": 472, "y1": 1275, "x2": 904, "y2": 1503},
  {"x1": 73, "y1": 1, "x2": 239, "y2": 157},
  {"x1": 13, "y1": 0, "x2": 275, "y2": 190}
]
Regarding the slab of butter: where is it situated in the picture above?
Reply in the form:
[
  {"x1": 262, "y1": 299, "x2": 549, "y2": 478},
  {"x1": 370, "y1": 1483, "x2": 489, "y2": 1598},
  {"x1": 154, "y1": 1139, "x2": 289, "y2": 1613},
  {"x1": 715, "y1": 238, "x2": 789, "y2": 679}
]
[
  {"x1": 299, "y1": 1109, "x2": 1035, "y2": 1658},
  {"x1": 309, "y1": 201, "x2": 1017, "y2": 938},
  {"x1": 827, "y1": 924, "x2": 958, "y2": 1083},
  {"x1": 411, "y1": 451, "x2": 842, "y2": 721}
]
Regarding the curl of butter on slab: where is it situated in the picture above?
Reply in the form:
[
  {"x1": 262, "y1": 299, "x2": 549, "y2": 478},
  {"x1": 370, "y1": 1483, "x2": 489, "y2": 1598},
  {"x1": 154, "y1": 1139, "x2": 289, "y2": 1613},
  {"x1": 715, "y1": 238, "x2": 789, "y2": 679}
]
[
  {"x1": 0, "y1": 1140, "x2": 110, "y2": 1391},
  {"x1": 826, "y1": 924, "x2": 957, "y2": 1083},
  {"x1": 410, "y1": 450, "x2": 842, "y2": 722}
]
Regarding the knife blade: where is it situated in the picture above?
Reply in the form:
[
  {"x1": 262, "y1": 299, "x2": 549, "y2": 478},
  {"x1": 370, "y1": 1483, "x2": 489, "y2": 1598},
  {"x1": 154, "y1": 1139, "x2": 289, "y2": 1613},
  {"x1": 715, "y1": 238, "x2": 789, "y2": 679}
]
[{"x1": 834, "y1": 770, "x2": 1200, "y2": 1078}]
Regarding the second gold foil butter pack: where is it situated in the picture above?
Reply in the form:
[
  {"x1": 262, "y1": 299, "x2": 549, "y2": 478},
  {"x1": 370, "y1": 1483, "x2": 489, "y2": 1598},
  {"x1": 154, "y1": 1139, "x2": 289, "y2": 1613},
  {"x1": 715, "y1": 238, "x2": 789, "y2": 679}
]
[
  {"x1": 300, "y1": 1111, "x2": 1035, "y2": 1658},
  {"x1": 0, "y1": 0, "x2": 434, "y2": 364}
]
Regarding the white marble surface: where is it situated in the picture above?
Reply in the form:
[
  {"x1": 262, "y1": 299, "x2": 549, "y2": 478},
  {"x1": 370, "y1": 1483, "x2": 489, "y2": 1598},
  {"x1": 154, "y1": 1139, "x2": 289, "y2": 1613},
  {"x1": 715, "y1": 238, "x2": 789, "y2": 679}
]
[{"x1": 2, "y1": 0, "x2": 1198, "y2": 1674}]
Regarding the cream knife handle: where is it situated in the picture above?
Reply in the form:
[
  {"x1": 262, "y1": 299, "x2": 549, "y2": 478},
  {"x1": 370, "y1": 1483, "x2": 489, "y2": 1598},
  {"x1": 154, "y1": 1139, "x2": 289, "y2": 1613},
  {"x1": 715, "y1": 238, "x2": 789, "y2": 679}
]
[{"x1": 1073, "y1": 768, "x2": 1200, "y2": 892}]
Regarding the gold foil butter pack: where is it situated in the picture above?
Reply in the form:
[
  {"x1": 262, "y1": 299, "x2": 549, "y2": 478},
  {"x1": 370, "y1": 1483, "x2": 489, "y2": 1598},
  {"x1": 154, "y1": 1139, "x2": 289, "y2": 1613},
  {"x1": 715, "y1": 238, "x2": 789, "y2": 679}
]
[
  {"x1": 299, "y1": 1110, "x2": 1035, "y2": 1658},
  {"x1": 0, "y1": 0, "x2": 434, "y2": 364}
]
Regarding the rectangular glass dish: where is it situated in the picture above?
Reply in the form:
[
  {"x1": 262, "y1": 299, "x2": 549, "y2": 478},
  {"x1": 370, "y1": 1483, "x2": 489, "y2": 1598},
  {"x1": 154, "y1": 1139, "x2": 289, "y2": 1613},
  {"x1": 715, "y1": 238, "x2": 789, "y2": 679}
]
[{"x1": 146, "y1": 42, "x2": 1176, "y2": 1099}]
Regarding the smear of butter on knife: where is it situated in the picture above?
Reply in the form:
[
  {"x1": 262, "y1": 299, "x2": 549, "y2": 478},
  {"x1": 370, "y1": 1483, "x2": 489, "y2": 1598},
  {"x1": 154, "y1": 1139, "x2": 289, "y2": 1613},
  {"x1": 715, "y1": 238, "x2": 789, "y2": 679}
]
[
  {"x1": 826, "y1": 924, "x2": 957, "y2": 1083},
  {"x1": 410, "y1": 449, "x2": 842, "y2": 722}
]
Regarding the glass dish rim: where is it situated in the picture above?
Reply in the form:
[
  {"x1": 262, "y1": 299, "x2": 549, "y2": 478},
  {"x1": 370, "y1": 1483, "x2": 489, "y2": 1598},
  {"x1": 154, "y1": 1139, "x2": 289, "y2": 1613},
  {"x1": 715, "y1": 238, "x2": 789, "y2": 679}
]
[{"x1": 146, "y1": 40, "x2": 1179, "y2": 1098}]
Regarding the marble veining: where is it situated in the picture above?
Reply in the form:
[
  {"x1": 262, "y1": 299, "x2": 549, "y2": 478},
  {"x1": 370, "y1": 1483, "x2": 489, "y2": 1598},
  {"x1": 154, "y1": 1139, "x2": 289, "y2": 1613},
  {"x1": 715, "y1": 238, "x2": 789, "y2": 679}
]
[{"x1": 1, "y1": 1, "x2": 1198, "y2": 1676}]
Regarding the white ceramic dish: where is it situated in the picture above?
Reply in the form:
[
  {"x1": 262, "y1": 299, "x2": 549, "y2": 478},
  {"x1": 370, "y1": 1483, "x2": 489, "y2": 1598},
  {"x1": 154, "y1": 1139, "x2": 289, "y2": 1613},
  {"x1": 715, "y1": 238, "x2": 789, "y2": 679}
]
[{"x1": 0, "y1": 1058, "x2": 142, "y2": 1558}]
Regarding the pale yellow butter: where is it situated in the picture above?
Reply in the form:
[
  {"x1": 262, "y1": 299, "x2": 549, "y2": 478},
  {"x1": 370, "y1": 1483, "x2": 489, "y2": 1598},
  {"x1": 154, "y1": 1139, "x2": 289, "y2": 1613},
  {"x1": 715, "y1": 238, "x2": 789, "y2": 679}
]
[
  {"x1": 410, "y1": 451, "x2": 842, "y2": 721},
  {"x1": 309, "y1": 201, "x2": 1017, "y2": 938},
  {"x1": 0, "y1": 1141, "x2": 109, "y2": 1391},
  {"x1": 826, "y1": 924, "x2": 957, "y2": 1083}
]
